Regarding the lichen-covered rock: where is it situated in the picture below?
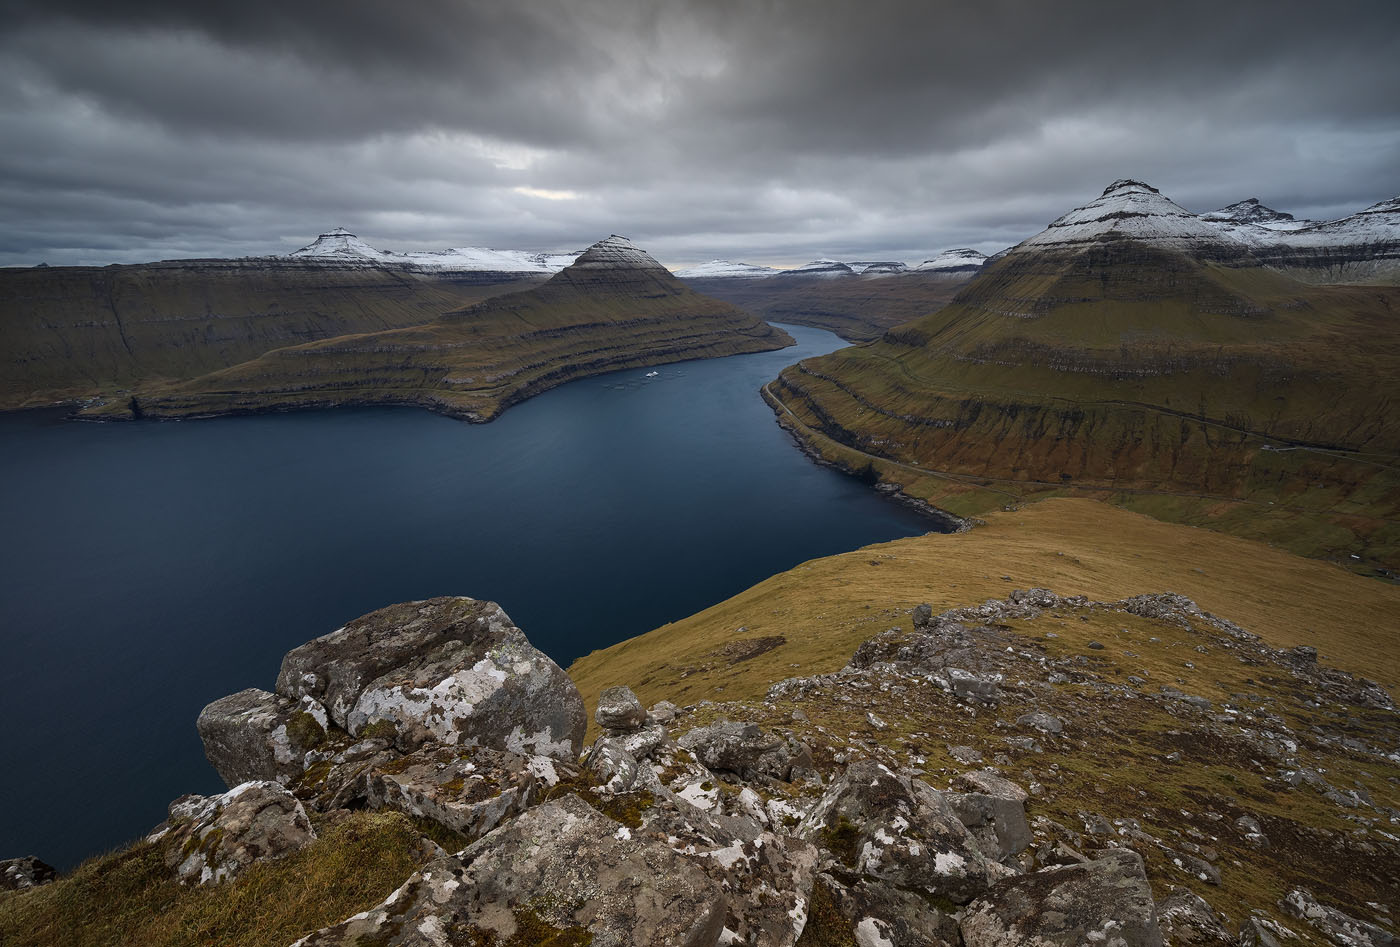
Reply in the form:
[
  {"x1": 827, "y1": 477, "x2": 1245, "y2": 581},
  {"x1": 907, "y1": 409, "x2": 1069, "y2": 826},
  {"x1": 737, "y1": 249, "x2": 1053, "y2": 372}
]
[
  {"x1": 150, "y1": 780, "x2": 315, "y2": 885},
  {"x1": 1281, "y1": 888, "x2": 1395, "y2": 947},
  {"x1": 796, "y1": 760, "x2": 995, "y2": 904},
  {"x1": 366, "y1": 744, "x2": 568, "y2": 846},
  {"x1": 960, "y1": 849, "x2": 1163, "y2": 947},
  {"x1": 1156, "y1": 887, "x2": 1234, "y2": 946},
  {"x1": 597, "y1": 684, "x2": 648, "y2": 731},
  {"x1": 815, "y1": 872, "x2": 962, "y2": 947},
  {"x1": 275, "y1": 597, "x2": 586, "y2": 760},
  {"x1": 196, "y1": 687, "x2": 334, "y2": 789},
  {"x1": 1, "y1": 855, "x2": 57, "y2": 891},
  {"x1": 293, "y1": 737, "x2": 399, "y2": 811},
  {"x1": 676, "y1": 720, "x2": 810, "y2": 783},
  {"x1": 293, "y1": 794, "x2": 726, "y2": 947}
]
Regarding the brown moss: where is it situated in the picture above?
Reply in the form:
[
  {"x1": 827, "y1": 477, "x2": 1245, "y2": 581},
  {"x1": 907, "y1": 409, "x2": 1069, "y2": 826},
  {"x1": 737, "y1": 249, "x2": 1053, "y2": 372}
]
[
  {"x1": 286, "y1": 711, "x2": 327, "y2": 750},
  {"x1": 793, "y1": 878, "x2": 857, "y2": 947}
]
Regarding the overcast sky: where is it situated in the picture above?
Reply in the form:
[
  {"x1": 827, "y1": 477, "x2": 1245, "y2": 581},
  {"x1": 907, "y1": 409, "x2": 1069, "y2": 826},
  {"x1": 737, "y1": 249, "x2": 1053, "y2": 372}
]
[{"x1": 2, "y1": 0, "x2": 1397, "y2": 268}]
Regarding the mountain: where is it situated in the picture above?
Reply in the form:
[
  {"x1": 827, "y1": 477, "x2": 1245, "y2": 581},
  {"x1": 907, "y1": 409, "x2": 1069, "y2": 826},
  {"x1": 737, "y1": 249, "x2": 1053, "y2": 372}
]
[
  {"x1": 83, "y1": 235, "x2": 793, "y2": 422},
  {"x1": 1200, "y1": 197, "x2": 1316, "y2": 233},
  {"x1": 766, "y1": 179, "x2": 1400, "y2": 573},
  {"x1": 915, "y1": 248, "x2": 989, "y2": 274},
  {"x1": 0, "y1": 258, "x2": 513, "y2": 411},
  {"x1": 288, "y1": 227, "x2": 581, "y2": 285},
  {"x1": 670, "y1": 260, "x2": 781, "y2": 279}
]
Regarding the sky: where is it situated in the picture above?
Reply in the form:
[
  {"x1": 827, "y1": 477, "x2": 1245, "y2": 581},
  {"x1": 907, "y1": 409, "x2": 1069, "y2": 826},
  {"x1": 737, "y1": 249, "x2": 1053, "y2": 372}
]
[{"x1": 1, "y1": 0, "x2": 1398, "y2": 269}]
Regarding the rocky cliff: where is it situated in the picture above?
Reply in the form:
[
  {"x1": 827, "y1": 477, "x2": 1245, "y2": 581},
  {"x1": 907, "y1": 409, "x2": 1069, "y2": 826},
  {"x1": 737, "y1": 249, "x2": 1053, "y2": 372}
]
[
  {"x1": 78, "y1": 235, "x2": 791, "y2": 422},
  {"x1": 3, "y1": 588, "x2": 1394, "y2": 946}
]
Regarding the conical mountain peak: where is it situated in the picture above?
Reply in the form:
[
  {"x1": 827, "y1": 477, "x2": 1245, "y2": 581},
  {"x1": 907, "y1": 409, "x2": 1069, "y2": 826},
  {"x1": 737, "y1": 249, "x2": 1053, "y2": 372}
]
[
  {"x1": 1102, "y1": 179, "x2": 1161, "y2": 196},
  {"x1": 570, "y1": 234, "x2": 667, "y2": 270},
  {"x1": 1017, "y1": 180, "x2": 1238, "y2": 254}
]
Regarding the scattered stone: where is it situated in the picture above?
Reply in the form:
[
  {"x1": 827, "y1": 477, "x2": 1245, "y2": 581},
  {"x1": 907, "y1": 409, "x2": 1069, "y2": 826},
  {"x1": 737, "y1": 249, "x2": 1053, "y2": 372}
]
[
  {"x1": 1281, "y1": 887, "x2": 1395, "y2": 947},
  {"x1": 948, "y1": 667, "x2": 1002, "y2": 702},
  {"x1": 866, "y1": 711, "x2": 888, "y2": 730},
  {"x1": 275, "y1": 597, "x2": 587, "y2": 760},
  {"x1": 648, "y1": 700, "x2": 680, "y2": 724},
  {"x1": 912, "y1": 603, "x2": 934, "y2": 628},
  {"x1": 1, "y1": 856, "x2": 57, "y2": 891},
  {"x1": 1236, "y1": 814, "x2": 1270, "y2": 848},
  {"x1": 678, "y1": 720, "x2": 784, "y2": 780},
  {"x1": 961, "y1": 849, "x2": 1163, "y2": 947},
  {"x1": 151, "y1": 781, "x2": 315, "y2": 885},
  {"x1": 1088, "y1": 641, "x2": 1105, "y2": 650},
  {"x1": 948, "y1": 745, "x2": 984, "y2": 764},
  {"x1": 1240, "y1": 916, "x2": 1288, "y2": 947},
  {"x1": 596, "y1": 685, "x2": 648, "y2": 732},
  {"x1": 1016, "y1": 711, "x2": 1064, "y2": 734},
  {"x1": 1157, "y1": 886, "x2": 1234, "y2": 945}
]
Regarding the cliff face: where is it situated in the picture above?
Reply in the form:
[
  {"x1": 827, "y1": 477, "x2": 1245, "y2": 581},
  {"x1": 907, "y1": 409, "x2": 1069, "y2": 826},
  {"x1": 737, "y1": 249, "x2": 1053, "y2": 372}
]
[
  {"x1": 765, "y1": 182, "x2": 1400, "y2": 573},
  {"x1": 83, "y1": 235, "x2": 793, "y2": 422},
  {"x1": 0, "y1": 259, "x2": 531, "y2": 410}
]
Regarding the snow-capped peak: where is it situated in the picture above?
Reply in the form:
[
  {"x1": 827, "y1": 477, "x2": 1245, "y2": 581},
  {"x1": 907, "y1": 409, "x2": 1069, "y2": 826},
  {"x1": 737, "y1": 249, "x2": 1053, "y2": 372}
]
[
  {"x1": 1019, "y1": 180, "x2": 1236, "y2": 252},
  {"x1": 289, "y1": 228, "x2": 394, "y2": 261},
  {"x1": 570, "y1": 235, "x2": 669, "y2": 271},
  {"x1": 915, "y1": 248, "x2": 988, "y2": 272},
  {"x1": 672, "y1": 260, "x2": 781, "y2": 279},
  {"x1": 1200, "y1": 198, "x2": 1315, "y2": 234},
  {"x1": 778, "y1": 260, "x2": 856, "y2": 278}
]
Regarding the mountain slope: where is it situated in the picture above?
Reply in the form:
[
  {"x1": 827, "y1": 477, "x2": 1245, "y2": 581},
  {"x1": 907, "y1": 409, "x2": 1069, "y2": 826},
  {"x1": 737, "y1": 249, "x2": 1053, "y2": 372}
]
[
  {"x1": 88, "y1": 236, "x2": 793, "y2": 422},
  {"x1": 0, "y1": 259, "x2": 521, "y2": 410},
  {"x1": 766, "y1": 180, "x2": 1400, "y2": 573}
]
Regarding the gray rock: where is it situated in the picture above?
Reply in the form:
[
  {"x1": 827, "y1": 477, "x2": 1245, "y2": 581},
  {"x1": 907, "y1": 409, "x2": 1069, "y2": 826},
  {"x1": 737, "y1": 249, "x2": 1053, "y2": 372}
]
[
  {"x1": 948, "y1": 667, "x2": 1002, "y2": 702},
  {"x1": 1016, "y1": 711, "x2": 1065, "y2": 734},
  {"x1": 294, "y1": 737, "x2": 399, "y2": 811},
  {"x1": 196, "y1": 688, "x2": 334, "y2": 789},
  {"x1": 1281, "y1": 887, "x2": 1395, "y2": 947},
  {"x1": 678, "y1": 720, "x2": 784, "y2": 779},
  {"x1": 367, "y1": 744, "x2": 568, "y2": 846},
  {"x1": 796, "y1": 760, "x2": 995, "y2": 904},
  {"x1": 961, "y1": 849, "x2": 1163, "y2": 947},
  {"x1": 1240, "y1": 917, "x2": 1289, "y2": 947},
  {"x1": 585, "y1": 737, "x2": 644, "y2": 793},
  {"x1": 816, "y1": 873, "x2": 962, "y2": 946},
  {"x1": 597, "y1": 685, "x2": 649, "y2": 731},
  {"x1": 949, "y1": 745, "x2": 984, "y2": 764},
  {"x1": 1235, "y1": 814, "x2": 1270, "y2": 848},
  {"x1": 649, "y1": 700, "x2": 680, "y2": 724},
  {"x1": 1157, "y1": 887, "x2": 1234, "y2": 946},
  {"x1": 912, "y1": 603, "x2": 934, "y2": 628},
  {"x1": 1, "y1": 855, "x2": 57, "y2": 891},
  {"x1": 293, "y1": 795, "x2": 726, "y2": 947},
  {"x1": 275, "y1": 597, "x2": 586, "y2": 760},
  {"x1": 151, "y1": 780, "x2": 315, "y2": 885},
  {"x1": 947, "y1": 774, "x2": 1032, "y2": 862}
]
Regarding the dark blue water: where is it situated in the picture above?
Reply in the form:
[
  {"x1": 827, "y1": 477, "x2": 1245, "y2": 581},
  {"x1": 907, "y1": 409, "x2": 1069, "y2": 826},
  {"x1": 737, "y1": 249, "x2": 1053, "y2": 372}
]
[{"x1": 0, "y1": 324, "x2": 936, "y2": 869}]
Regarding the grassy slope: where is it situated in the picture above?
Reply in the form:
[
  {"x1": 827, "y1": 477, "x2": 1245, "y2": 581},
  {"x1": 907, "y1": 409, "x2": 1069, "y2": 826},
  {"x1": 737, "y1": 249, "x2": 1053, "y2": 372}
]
[
  {"x1": 767, "y1": 246, "x2": 1400, "y2": 573},
  {"x1": 0, "y1": 261, "x2": 524, "y2": 409},
  {"x1": 684, "y1": 271, "x2": 972, "y2": 341},
  {"x1": 0, "y1": 811, "x2": 434, "y2": 947},
  {"x1": 91, "y1": 259, "x2": 794, "y2": 422},
  {"x1": 569, "y1": 497, "x2": 1400, "y2": 731}
]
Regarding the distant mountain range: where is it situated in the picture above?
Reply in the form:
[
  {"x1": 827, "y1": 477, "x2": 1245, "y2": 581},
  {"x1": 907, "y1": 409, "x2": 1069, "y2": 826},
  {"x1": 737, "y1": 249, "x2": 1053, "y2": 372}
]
[{"x1": 766, "y1": 178, "x2": 1400, "y2": 575}]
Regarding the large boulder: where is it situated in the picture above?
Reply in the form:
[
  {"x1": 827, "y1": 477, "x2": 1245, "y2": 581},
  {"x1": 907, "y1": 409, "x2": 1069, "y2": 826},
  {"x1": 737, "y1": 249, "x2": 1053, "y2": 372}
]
[
  {"x1": 275, "y1": 597, "x2": 586, "y2": 761},
  {"x1": 796, "y1": 760, "x2": 995, "y2": 904},
  {"x1": 150, "y1": 780, "x2": 315, "y2": 885},
  {"x1": 597, "y1": 685, "x2": 649, "y2": 731},
  {"x1": 949, "y1": 771, "x2": 1033, "y2": 862},
  {"x1": 1, "y1": 856, "x2": 57, "y2": 891},
  {"x1": 366, "y1": 744, "x2": 571, "y2": 846},
  {"x1": 1281, "y1": 888, "x2": 1395, "y2": 947},
  {"x1": 293, "y1": 794, "x2": 727, "y2": 947},
  {"x1": 813, "y1": 873, "x2": 963, "y2": 947},
  {"x1": 960, "y1": 849, "x2": 1163, "y2": 947},
  {"x1": 196, "y1": 688, "x2": 334, "y2": 789}
]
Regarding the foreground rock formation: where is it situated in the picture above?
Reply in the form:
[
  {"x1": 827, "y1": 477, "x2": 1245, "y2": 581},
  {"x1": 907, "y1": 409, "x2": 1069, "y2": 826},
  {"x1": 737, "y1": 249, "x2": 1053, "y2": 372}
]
[{"x1": 5, "y1": 588, "x2": 1394, "y2": 946}]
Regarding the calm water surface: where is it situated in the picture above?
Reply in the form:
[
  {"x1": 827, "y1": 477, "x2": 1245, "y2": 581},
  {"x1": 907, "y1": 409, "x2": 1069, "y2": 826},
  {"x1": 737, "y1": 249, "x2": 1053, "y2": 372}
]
[{"x1": 0, "y1": 324, "x2": 938, "y2": 868}]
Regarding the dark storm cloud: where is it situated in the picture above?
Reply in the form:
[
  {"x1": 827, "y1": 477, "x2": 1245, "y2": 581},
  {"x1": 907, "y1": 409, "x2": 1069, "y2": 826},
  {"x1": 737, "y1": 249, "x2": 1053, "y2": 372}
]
[{"x1": 1, "y1": 0, "x2": 1397, "y2": 266}]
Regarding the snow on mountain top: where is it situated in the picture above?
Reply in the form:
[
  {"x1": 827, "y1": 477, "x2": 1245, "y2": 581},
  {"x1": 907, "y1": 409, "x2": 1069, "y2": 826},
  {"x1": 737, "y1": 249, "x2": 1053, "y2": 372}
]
[
  {"x1": 287, "y1": 230, "x2": 577, "y2": 273},
  {"x1": 779, "y1": 260, "x2": 856, "y2": 278},
  {"x1": 915, "y1": 249, "x2": 988, "y2": 272},
  {"x1": 571, "y1": 234, "x2": 668, "y2": 270},
  {"x1": 1020, "y1": 180, "x2": 1236, "y2": 251},
  {"x1": 1275, "y1": 194, "x2": 1400, "y2": 248},
  {"x1": 849, "y1": 261, "x2": 908, "y2": 275},
  {"x1": 672, "y1": 260, "x2": 781, "y2": 279}
]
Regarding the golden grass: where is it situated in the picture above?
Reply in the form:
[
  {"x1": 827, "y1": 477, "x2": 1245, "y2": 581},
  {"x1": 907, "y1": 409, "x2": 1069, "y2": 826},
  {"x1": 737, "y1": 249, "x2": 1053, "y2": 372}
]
[
  {"x1": 0, "y1": 811, "x2": 430, "y2": 947},
  {"x1": 569, "y1": 497, "x2": 1400, "y2": 736}
]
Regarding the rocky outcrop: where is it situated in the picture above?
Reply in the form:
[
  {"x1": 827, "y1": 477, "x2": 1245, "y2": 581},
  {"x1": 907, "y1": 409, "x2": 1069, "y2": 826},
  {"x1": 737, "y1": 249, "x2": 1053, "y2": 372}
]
[
  {"x1": 149, "y1": 781, "x2": 315, "y2": 885},
  {"x1": 197, "y1": 688, "x2": 335, "y2": 788},
  {"x1": 0, "y1": 856, "x2": 57, "y2": 891},
  {"x1": 293, "y1": 795, "x2": 727, "y2": 947},
  {"x1": 275, "y1": 596, "x2": 586, "y2": 760},
  {"x1": 960, "y1": 849, "x2": 1163, "y2": 947}
]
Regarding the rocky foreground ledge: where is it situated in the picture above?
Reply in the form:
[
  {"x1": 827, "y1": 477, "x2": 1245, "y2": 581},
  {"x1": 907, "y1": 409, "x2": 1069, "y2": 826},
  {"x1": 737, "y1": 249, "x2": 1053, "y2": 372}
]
[{"x1": 5, "y1": 593, "x2": 1397, "y2": 946}]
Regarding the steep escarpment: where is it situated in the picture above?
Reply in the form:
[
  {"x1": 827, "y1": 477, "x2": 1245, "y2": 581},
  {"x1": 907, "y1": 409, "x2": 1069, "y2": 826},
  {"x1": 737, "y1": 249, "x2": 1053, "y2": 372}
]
[
  {"x1": 0, "y1": 259, "x2": 521, "y2": 410},
  {"x1": 4, "y1": 580, "x2": 1394, "y2": 946},
  {"x1": 768, "y1": 181, "x2": 1400, "y2": 573},
  {"x1": 82, "y1": 236, "x2": 793, "y2": 422}
]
